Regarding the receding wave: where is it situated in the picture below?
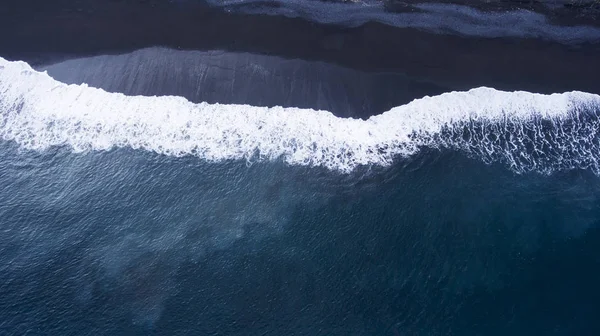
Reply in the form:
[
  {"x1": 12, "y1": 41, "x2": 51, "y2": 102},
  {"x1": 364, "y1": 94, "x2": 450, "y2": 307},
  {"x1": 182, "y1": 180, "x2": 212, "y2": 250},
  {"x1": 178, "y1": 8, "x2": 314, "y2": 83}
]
[
  {"x1": 1, "y1": 57, "x2": 599, "y2": 174},
  {"x1": 208, "y1": 0, "x2": 600, "y2": 44},
  {"x1": 39, "y1": 47, "x2": 445, "y2": 119}
]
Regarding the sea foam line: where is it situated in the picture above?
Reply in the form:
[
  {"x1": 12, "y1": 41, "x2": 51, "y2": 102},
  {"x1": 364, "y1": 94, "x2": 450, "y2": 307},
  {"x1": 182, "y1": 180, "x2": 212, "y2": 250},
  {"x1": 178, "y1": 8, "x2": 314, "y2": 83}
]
[
  {"x1": 207, "y1": 0, "x2": 600, "y2": 44},
  {"x1": 1, "y1": 57, "x2": 600, "y2": 173}
]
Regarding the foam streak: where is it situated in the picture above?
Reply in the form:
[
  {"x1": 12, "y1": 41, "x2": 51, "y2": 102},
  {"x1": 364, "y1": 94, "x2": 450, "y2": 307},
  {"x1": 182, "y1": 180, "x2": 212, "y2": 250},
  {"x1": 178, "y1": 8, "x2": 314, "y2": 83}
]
[
  {"x1": 207, "y1": 0, "x2": 600, "y2": 44},
  {"x1": 1, "y1": 57, "x2": 599, "y2": 174}
]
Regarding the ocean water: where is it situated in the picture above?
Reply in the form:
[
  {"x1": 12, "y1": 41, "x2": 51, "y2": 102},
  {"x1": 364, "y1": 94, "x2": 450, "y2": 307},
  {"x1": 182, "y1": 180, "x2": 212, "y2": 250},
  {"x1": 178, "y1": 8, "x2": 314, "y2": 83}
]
[
  {"x1": 207, "y1": 0, "x2": 600, "y2": 44},
  {"x1": 207, "y1": 0, "x2": 600, "y2": 43},
  {"x1": 2, "y1": 138, "x2": 600, "y2": 335},
  {"x1": 1, "y1": 52, "x2": 600, "y2": 335},
  {"x1": 2, "y1": 2, "x2": 600, "y2": 332}
]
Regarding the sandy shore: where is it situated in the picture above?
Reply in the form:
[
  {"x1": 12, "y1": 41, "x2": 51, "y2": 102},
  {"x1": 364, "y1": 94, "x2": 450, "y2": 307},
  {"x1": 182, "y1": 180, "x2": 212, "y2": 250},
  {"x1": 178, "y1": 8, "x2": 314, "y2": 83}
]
[{"x1": 1, "y1": 0, "x2": 599, "y2": 99}]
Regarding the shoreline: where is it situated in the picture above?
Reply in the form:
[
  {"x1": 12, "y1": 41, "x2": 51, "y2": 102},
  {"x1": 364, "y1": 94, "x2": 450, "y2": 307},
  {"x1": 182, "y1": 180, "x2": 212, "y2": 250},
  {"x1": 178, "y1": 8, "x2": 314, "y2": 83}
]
[
  {"x1": 1, "y1": 0, "x2": 599, "y2": 97},
  {"x1": 384, "y1": 0, "x2": 600, "y2": 26},
  {"x1": 39, "y1": 48, "x2": 449, "y2": 119}
]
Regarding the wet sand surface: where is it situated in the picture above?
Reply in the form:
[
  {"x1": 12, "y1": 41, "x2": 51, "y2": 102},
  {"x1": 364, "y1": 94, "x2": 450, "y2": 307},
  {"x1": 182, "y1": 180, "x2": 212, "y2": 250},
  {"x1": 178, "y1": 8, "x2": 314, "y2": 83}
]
[{"x1": 2, "y1": 0, "x2": 599, "y2": 117}]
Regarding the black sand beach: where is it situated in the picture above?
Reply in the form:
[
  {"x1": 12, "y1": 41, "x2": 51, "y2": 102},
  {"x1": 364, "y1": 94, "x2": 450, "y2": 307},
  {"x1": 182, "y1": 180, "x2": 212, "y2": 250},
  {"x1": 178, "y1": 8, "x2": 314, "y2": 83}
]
[
  {"x1": 40, "y1": 48, "x2": 449, "y2": 119},
  {"x1": 3, "y1": 2, "x2": 600, "y2": 335},
  {"x1": 2, "y1": 0, "x2": 600, "y2": 115}
]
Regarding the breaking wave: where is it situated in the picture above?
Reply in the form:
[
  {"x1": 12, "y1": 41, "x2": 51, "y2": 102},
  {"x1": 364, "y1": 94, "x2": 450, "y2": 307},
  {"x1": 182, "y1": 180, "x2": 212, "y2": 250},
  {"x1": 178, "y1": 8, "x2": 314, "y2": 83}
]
[{"x1": 1, "y1": 57, "x2": 600, "y2": 174}]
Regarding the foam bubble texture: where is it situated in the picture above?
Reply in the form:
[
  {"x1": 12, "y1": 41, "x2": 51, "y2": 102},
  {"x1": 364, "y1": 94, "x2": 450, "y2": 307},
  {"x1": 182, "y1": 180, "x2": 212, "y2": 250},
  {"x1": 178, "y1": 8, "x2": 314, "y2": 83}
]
[{"x1": 1, "y1": 57, "x2": 599, "y2": 173}]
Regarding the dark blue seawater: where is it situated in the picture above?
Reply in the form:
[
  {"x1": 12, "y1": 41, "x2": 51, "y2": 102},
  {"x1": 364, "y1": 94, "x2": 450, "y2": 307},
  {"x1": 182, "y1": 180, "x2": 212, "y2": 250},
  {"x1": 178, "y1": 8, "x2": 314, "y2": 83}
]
[
  {"x1": 2, "y1": 1, "x2": 600, "y2": 333},
  {"x1": 2, "y1": 139, "x2": 599, "y2": 335}
]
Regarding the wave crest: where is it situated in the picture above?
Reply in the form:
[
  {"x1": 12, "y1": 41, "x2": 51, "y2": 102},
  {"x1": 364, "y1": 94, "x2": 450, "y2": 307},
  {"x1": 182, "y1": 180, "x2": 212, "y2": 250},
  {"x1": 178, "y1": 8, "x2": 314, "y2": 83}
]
[{"x1": 1, "y1": 57, "x2": 599, "y2": 174}]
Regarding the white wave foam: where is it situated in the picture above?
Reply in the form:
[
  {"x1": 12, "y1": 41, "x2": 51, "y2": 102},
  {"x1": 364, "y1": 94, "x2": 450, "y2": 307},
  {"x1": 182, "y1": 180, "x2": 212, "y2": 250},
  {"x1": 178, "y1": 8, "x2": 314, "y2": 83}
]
[
  {"x1": 208, "y1": 0, "x2": 600, "y2": 44},
  {"x1": 1, "y1": 57, "x2": 600, "y2": 173}
]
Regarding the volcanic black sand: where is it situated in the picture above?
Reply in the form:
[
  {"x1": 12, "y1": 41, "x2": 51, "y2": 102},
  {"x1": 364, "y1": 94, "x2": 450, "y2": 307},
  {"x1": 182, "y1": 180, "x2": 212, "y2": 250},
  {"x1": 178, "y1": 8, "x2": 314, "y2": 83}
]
[
  {"x1": 3, "y1": 2, "x2": 600, "y2": 336},
  {"x1": 1, "y1": 0, "x2": 599, "y2": 117}
]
